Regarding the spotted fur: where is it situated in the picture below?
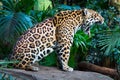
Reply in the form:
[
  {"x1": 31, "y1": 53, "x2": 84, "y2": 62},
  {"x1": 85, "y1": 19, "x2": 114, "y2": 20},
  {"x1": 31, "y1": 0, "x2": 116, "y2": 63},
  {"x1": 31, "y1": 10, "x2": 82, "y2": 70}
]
[{"x1": 11, "y1": 8, "x2": 104, "y2": 71}]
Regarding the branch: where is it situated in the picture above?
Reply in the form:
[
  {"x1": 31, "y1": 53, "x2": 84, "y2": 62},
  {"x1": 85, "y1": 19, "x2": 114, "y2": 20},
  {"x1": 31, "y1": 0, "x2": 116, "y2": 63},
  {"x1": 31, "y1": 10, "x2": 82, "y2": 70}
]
[{"x1": 78, "y1": 61, "x2": 120, "y2": 79}]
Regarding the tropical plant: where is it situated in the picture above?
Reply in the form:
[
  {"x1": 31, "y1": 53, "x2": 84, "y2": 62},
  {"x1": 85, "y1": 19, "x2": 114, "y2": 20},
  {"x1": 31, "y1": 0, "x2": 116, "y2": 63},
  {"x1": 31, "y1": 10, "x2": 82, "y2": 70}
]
[
  {"x1": 0, "y1": 0, "x2": 35, "y2": 43},
  {"x1": 97, "y1": 28, "x2": 120, "y2": 67},
  {"x1": 98, "y1": 29, "x2": 120, "y2": 56}
]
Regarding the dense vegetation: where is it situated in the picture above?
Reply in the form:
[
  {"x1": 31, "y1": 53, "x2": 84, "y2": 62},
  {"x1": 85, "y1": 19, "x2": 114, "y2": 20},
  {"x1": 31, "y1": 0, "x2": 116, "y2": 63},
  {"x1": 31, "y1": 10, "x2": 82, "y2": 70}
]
[{"x1": 0, "y1": 0, "x2": 120, "y2": 79}]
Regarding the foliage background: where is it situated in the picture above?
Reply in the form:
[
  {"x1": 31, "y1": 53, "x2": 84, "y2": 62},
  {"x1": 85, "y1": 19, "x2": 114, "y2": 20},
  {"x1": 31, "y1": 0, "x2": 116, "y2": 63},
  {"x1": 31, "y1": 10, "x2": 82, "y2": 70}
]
[{"x1": 0, "y1": 0, "x2": 120, "y2": 79}]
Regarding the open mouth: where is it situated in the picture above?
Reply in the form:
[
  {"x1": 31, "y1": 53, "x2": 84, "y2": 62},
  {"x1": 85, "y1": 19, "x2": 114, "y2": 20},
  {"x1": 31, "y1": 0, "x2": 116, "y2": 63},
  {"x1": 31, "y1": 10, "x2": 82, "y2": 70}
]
[{"x1": 96, "y1": 21, "x2": 102, "y2": 24}]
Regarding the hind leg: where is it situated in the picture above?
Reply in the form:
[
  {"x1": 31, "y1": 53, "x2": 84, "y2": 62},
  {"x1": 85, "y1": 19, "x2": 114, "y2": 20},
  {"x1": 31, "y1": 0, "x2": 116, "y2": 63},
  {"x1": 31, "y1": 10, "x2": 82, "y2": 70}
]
[
  {"x1": 15, "y1": 59, "x2": 39, "y2": 71},
  {"x1": 13, "y1": 53, "x2": 39, "y2": 71}
]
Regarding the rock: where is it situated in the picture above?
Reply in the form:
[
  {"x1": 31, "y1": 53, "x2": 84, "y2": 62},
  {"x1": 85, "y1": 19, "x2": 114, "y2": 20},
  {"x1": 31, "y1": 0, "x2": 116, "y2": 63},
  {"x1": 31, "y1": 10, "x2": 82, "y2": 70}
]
[{"x1": 0, "y1": 66, "x2": 113, "y2": 80}]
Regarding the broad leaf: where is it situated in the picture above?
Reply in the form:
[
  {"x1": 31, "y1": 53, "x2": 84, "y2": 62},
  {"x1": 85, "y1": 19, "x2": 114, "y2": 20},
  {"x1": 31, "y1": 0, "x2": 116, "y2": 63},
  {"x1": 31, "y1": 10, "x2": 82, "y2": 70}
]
[{"x1": 0, "y1": 12, "x2": 33, "y2": 42}]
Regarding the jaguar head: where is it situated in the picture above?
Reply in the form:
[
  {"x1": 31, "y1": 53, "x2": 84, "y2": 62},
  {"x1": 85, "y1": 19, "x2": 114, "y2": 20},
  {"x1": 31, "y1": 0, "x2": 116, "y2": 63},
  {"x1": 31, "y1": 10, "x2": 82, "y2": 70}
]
[{"x1": 81, "y1": 8, "x2": 104, "y2": 37}]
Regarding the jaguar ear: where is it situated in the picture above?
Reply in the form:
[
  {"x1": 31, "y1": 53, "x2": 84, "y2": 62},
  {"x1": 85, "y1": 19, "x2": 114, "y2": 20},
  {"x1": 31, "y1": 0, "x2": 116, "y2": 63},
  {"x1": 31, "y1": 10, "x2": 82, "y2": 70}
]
[{"x1": 83, "y1": 8, "x2": 89, "y2": 16}]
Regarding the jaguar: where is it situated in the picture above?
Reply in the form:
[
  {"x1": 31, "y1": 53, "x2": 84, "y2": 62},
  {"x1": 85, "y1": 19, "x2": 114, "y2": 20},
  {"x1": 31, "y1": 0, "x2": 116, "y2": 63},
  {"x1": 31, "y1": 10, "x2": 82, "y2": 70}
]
[{"x1": 11, "y1": 8, "x2": 104, "y2": 72}]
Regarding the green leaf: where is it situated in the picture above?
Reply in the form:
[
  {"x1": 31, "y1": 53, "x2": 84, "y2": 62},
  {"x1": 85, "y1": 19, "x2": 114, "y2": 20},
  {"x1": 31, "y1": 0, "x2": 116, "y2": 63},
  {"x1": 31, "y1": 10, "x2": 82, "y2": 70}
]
[
  {"x1": 34, "y1": 0, "x2": 52, "y2": 11},
  {"x1": 0, "y1": 60, "x2": 19, "y2": 64},
  {"x1": 0, "y1": 12, "x2": 33, "y2": 43}
]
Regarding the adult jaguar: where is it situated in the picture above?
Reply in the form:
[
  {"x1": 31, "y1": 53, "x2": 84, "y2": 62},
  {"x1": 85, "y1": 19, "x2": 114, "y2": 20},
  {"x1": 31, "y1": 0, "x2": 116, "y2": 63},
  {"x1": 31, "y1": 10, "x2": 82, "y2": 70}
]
[{"x1": 11, "y1": 8, "x2": 104, "y2": 72}]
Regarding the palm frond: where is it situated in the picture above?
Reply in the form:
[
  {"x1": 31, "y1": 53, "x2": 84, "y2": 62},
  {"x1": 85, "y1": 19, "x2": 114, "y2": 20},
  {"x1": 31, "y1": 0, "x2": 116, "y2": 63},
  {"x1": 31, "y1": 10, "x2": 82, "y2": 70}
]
[
  {"x1": 0, "y1": 12, "x2": 33, "y2": 42},
  {"x1": 98, "y1": 30, "x2": 120, "y2": 56},
  {"x1": 0, "y1": 0, "x2": 37, "y2": 43}
]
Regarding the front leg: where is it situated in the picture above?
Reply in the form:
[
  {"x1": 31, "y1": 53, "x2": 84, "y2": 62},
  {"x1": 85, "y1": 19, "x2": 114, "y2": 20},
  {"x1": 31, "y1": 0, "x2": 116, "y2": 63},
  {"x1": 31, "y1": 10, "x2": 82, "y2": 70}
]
[
  {"x1": 56, "y1": 24, "x2": 74, "y2": 71},
  {"x1": 56, "y1": 36, "x2": 73, "y2": 72}
]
